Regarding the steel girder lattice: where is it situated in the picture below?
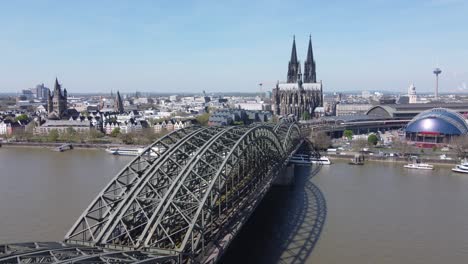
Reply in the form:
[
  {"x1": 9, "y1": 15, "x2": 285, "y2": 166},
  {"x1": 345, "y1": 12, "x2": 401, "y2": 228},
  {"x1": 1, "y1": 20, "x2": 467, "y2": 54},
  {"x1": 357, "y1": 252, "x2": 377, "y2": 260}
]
[
  {"x1": 65, "y1": 127, "x2": 203, "y2": 245},
  {"x1": 0, "y1": 242, "x2": 178, "y2": 264},
  {"x1": 144, "y1": 125, "x2": 288, "y2": 262},
  {"x1": 63, "y1": 122, "x2": 302, "y2": 263}
]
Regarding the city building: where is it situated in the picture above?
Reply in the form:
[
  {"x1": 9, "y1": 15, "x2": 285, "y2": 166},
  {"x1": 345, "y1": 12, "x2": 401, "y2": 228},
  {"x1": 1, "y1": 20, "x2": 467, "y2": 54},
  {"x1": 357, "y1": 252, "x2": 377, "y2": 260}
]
[
  {"x1": 208, "y1": 109, "x2": 272, "y2": 126},
  {"x1": 408, "y1": 84, "x2": 417, "y2": 104},
  {"x1": 362, "y1": 91, "x2": 371, "y2": 99},
  {"x1": 21, "y1": 89, "x2": 34, "y2": 99},
  {"x1": 153, "y1": 120, "x2": 192, "y2": 133},
  {"x1": 35, "y1": 119, "x2": 91, "y2": 135},
  {"x1": 272, "y1": 36, "x2": 323, "y2": 120},
  {"x1": 405, "y1": 108, "x2": 468, "y2": 146},
  {"x1": 35, "y1": 84, "x2": 50, "y2": 100},
  {"x1": 0, "y1": 120, "x2": 25, "y2": 136},
  {"x1": 47, "y1": 78, "x2": 68, "y2": 119}
]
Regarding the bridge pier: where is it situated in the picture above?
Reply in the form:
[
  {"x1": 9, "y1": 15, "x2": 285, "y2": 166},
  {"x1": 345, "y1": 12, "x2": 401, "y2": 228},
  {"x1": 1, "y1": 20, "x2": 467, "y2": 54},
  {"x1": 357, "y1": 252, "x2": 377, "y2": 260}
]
[{"x1": 273, "y1": 164, "x2": 296, "y2": 186}]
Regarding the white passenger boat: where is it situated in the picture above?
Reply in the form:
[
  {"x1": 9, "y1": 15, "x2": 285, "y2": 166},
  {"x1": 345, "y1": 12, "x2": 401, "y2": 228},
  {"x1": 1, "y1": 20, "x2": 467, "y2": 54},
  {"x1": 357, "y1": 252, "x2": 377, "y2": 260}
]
[
  {"x1": 440, "y1": 154, "x2": 452, "y2": 160},
  {"x1": 404, "y1": 162, "x2": 434, "y2": 170},
  {"x1": 106, "y1": 147, "x2": 163, "y2": 157},
  {"x1": 452, "y1": 160, "x2": 468, "y2": 174},
  {"x1": 105, "y1": 147, "x2": 145, "y2": 156},
  {"x1": 290, "y1": 154, "x2": 331, "y2": 165}
]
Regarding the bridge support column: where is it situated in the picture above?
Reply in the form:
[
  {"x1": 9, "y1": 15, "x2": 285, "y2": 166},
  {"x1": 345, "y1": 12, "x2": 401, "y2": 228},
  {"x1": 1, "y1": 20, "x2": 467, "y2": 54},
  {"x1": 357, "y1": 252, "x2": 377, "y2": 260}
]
[{"x1": 273, "y1": 164, "x2": 295, "y2": 186}]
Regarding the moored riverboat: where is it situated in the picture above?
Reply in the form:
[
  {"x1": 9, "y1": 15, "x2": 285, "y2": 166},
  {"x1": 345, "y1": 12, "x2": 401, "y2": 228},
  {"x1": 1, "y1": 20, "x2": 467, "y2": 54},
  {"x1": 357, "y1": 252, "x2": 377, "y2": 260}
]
[
  {"x1": 290, "y1": 154, "x2": 331, "y2": 165},
  {"x1": 105, "y1": 147, "x2": 145, "y2": 156},
  {"x1": 404, "y1": 163, "x2": 434, "y2": 170},
  {"x1": 452, "y1": 159, "x2": 468, "y2": 174}
]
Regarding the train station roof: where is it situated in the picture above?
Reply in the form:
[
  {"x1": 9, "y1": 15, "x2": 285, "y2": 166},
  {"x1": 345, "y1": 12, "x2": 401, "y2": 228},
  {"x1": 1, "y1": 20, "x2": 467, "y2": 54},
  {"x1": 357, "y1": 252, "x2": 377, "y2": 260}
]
[{"x1": 366, "y1": 103, "x2": 468, "y2": 119}]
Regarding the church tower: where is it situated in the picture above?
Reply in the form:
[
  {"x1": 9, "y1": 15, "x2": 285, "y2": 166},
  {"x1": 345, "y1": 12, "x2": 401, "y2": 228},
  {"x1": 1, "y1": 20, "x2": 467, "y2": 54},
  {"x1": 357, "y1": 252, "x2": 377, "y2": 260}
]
[
  {"x1": 287, "y1": 36, "x2": 301, "y2": 83},
  {"x1": 303, "y1": 35, "x2": 316, "y2": 83},
  {"x1": 115, "y1": 91, "x2": 124, "y2": 114},
  {"x1": 47, "y1": 78, "x2": 68, "y2": 118}
]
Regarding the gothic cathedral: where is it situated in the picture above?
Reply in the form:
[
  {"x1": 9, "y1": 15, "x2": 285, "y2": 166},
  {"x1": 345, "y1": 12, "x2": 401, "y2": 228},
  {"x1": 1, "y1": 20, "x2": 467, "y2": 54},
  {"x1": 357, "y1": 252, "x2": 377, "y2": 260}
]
[{"x1": 273, "y1": 36, "x2": 323, "y2": 120}]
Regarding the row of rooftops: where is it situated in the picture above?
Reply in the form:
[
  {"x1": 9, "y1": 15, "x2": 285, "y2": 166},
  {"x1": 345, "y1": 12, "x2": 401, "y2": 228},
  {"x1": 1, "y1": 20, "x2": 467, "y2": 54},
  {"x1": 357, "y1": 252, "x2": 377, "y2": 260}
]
[{"x1": 209, "y1": 109, "x2": 273, "y2": 126}]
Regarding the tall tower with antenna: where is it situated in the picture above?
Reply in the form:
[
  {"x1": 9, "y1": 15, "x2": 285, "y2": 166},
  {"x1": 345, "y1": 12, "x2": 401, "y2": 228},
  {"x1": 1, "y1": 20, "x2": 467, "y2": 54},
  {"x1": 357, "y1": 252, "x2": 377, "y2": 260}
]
[{"x1": 433, "y1": 67, "x2": 442, "y2": 100}]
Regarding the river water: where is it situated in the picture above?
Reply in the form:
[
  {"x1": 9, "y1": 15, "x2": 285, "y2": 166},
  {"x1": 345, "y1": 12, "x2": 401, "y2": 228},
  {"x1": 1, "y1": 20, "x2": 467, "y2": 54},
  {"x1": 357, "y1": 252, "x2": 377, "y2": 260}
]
[{"x1": 1, "y1": 146, "x2": 468, "y2": 263}]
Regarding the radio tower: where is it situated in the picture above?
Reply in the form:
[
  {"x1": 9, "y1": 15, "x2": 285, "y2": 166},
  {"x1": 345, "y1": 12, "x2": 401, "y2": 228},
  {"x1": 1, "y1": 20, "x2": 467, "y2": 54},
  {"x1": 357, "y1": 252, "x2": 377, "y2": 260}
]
[{"x1": 433, "y1": 67, "x2": 442, "y2": 100}]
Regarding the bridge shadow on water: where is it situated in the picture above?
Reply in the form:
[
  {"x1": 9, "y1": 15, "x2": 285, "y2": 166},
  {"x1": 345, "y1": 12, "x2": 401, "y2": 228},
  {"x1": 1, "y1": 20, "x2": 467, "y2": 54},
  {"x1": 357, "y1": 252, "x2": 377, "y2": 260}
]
[{"x1": 219, "y1": 163, "x2": 327, "y2": 264}]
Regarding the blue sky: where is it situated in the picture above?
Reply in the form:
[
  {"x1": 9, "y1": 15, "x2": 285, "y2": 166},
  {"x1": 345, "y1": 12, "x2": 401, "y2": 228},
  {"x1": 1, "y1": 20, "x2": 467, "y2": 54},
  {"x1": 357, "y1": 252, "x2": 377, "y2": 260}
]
[{"x1": 1, "y1": 0, "x2": 467, "y2": 93}]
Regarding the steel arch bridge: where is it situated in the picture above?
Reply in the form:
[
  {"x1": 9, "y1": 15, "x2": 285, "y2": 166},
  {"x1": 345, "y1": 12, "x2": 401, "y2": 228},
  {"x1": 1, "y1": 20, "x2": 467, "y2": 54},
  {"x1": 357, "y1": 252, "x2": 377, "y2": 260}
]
[{"x1": 1, "y1": 121, "x2": 303, "y2": 264}]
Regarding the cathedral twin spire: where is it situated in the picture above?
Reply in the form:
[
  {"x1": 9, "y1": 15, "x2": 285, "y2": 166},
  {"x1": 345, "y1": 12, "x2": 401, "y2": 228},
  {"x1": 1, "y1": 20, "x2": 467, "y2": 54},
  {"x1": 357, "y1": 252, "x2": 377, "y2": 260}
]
[
  {"x1": 287, "y1": 36, "x2": 300, "y2": 83},
  {"x1": 287, "y1": 35, "x2": 316, "y2": 84}
]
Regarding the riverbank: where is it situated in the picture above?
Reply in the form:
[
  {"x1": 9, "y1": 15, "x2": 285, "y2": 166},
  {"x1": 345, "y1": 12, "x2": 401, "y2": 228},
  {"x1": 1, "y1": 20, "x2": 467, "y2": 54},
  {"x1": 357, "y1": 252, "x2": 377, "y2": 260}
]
[
  {"x1": 1, "y1": 142, "x2": 146, "y2": 150},
  {"x1": 327, "y1": 153, "x2": 458, "y2": 166}
]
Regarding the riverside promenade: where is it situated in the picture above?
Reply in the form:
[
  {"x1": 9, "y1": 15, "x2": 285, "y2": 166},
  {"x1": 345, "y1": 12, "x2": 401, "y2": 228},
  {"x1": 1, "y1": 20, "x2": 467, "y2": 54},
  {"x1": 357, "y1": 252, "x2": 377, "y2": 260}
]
[
  {"x1": 1, "y1": 142, "x2": 146, "y2": 150},
  {"x1": 327, "y1": 152, "x2": 459, "y2": 165}
]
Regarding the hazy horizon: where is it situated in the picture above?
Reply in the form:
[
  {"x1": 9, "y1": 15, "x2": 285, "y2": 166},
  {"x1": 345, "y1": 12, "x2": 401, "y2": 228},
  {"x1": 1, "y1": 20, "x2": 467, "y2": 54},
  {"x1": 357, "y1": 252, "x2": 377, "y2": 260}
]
[{"x1": 1, "y1": 0, "x2": 467, "y2": 93}]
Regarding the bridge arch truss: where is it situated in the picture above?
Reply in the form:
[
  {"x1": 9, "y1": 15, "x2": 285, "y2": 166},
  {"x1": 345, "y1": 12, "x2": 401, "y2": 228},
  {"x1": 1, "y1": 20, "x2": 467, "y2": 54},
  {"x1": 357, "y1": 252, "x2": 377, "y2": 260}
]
[{"x1": 64, "y1": 122, "x2": 303, "y2": 262}]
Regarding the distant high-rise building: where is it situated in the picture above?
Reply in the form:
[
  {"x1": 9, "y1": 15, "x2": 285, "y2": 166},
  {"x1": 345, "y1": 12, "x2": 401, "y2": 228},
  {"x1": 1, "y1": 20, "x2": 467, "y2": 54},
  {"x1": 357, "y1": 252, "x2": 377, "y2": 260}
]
[
  {"x1": 273, "y1": 36, "x2": 323, "y2": 120},
  {"x1": 21, "y1": 89, "x2": 34, "y2": 99},
  {"x1": 35, "y1": 83, "x2": 50, "y2": 100},
  {"x1": 47, "y1": 78, "x2": 68, "y2": 118}
]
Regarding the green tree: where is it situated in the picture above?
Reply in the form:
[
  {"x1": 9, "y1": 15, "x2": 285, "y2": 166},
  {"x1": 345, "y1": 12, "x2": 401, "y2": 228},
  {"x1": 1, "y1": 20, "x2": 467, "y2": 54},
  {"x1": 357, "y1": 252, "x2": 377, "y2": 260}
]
[
  {"x1": 368, "y1": 134, "x2": 379, "y2": 146},
  {"x1": 352, "y1": 139, "x2": 368, "y2": 151},
  {"x1": 344, "y1": 129, "x2": 353, "y2": 140},
  {"x1": 196, "y1": 113, "x2": 210, "y2": 126},
  {"x1": 141, "y1": 128, "x2": 159, "y2": 142},
  {"x1": 302, "y1": 111, "x2": 311, "y2": 120},
  {"x1": 48, "y1": 129, "x2": 60, "y2": 142},
  {"x1": 15, "y1": 114, "x2": 29, "y2": 122},
  {"x1": 119, "y1": 133, "x2": 134, "y2": 144},
  {"x1": 393, "y1": 138, "x2": 415, "y2": 157},
  {"x1": 310, "y1": 131, "x2": 331, "y2": 150},
  {"x1": 25, "y1": 121, "x2": 36, "y2": 134},
  {"x1": 88, "y1": 128, "x2": 104, "y2": 139},
  {"x1": 451, "y1": 135, "x2": 468, "y2": 158},
  {"x1": 63, "y1": 127, "x2": 77, "y2": 142},
  {"x1": 110, "y1": 127, "x2": 121, "y2": 137}
]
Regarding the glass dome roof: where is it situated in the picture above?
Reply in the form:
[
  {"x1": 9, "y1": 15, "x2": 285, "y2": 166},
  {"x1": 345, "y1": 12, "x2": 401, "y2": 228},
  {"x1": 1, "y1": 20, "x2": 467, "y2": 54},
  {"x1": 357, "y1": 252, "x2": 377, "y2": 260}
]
[{"x1": 405, "y1": 108, "x2": 468, "y2": 135}]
